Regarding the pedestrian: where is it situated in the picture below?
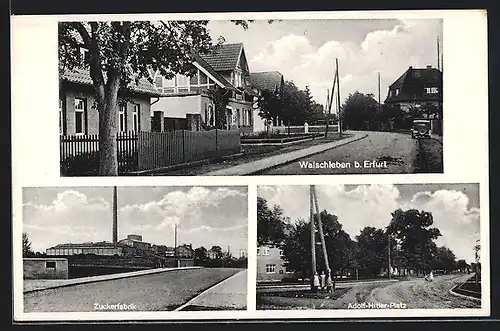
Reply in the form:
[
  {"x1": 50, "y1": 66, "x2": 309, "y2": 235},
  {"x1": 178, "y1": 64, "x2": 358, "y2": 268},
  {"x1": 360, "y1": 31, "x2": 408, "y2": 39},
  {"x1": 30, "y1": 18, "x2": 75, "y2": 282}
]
[
  {"x1": 313, "y1": 272, "x2": 320, "y2": 292},
  {"x1": 326, "y1": 269, "x2": 334, "y2": 293},
  {"x1": 320, "y1": 271, "x2": 326, "y2": 291},
  {"x1": 428, "y1": 270, "x2": 434, "y2": 282}
]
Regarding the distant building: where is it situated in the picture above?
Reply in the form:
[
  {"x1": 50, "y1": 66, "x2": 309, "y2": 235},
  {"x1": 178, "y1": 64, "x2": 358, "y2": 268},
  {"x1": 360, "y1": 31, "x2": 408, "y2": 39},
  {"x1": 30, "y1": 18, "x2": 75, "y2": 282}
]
[
  {"x1": 385, "y1": 65, "x2": 443, "y2": 113},
  {"x1": 165, "y1": 246, "x2": 175, "y2": 257},
  {"x1": 118, "y1": 234, "x2": 151, "y2": 251},
  {"x1": 175, "y1": 244, "x2": 194, "y2": 258},
  {"x1": 257, "y1": 244, "x2": 297, "y2": 282},
  {"x1": 239, "y1": 249, "x2": 247, "y2": 259},
  {"x1": 249, "y1": 71, "x2": 285, "y2": 132},
  {"x1": 207, "y1": 250, "x2": 218, "y2": 260},
  {"x1": 46, "y1": 242, "x2": 125, "y2": 256}
]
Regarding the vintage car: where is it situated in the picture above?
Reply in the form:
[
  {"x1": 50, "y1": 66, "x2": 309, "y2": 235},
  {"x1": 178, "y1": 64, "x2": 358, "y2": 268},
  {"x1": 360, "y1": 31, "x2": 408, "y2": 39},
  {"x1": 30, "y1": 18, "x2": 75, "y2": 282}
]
[{"x1": 411, "y1": 119, "x2": 431, "y2": 139}]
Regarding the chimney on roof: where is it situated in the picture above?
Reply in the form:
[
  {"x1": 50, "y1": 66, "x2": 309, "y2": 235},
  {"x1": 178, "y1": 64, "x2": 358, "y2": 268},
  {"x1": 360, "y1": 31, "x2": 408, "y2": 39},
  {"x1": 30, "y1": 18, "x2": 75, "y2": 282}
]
[
  {"x1": 409, "y1": 66, "x2": 412, "y2": 69},
  {"x1": 426, "y1": 65, "x2": 432, "y2": 69}
]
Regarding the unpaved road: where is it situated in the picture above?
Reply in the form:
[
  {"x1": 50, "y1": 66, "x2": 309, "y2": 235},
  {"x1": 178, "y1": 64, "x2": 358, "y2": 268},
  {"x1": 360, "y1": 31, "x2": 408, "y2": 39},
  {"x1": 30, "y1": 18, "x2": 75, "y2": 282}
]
[{"x1": 257, "y1": 274, "x2": 480, "y2": 310}]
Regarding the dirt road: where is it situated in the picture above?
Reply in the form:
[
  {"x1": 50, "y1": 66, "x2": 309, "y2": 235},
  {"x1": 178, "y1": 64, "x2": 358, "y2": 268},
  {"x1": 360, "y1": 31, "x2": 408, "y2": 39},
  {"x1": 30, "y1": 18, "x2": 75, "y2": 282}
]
[{"x1": 257, "y1": 274, "x2": 480, "y2": 310}]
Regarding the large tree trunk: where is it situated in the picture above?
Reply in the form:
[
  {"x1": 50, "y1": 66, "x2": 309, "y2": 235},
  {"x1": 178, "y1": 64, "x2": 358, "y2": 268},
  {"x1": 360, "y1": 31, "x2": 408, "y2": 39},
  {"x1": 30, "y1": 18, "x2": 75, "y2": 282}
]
[{"x1": 98, "y1": 72, "x2": 121, "y2": 176}]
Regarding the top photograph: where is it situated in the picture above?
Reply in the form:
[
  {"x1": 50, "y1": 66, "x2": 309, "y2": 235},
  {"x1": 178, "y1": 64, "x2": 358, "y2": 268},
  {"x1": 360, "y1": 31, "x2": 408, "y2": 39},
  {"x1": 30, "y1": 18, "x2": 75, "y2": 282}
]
[{"x1": 58, "y1": 18, "x2": 443, "y2": 177}]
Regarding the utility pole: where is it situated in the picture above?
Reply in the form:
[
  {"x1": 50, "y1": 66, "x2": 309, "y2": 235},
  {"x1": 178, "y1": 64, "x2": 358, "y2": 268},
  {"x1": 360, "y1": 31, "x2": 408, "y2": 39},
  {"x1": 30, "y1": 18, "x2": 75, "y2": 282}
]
[
  {"x1": 336, "y1": 58, "x2": 342, "y2": 138},
  {"x1": 312, "y1": 186, "x2": 332, "y2": 286},
  {"x1": 310, "y1": 186, "x2": 317, "y2": 290},
  {"x1": 378, "y1": 72, "x2": 381, "y2": 113},
  {"x1": 174, "y1": 223, "x2": 180, "y2": 268},
  {"x1": 388, "y1": 233, "x2": 391, "y2": 280},
  {"x1": 324, "y1": 89, "x2": 330, "y2": 138},
  {"x1": 326, "y1": 65, "x2": 338, "y2": 139}
]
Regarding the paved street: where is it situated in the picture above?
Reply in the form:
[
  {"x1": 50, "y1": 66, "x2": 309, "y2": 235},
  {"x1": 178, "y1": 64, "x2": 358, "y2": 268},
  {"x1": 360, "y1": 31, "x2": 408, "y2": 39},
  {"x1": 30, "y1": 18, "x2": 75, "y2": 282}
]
[
  {"x1": 260, "y1": 131, "x2": 418, "y2": 175},
  {"x1": 24, "y1": 268, "x2": 242, "y2": 312},
  {"x1": 257, "y1": 274, "x2": 480, "y2": 310}
]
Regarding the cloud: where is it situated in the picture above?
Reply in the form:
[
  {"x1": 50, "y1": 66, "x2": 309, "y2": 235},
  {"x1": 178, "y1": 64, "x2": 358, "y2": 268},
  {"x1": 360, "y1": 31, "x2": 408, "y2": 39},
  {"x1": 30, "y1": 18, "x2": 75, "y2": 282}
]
[
  {"x1": 23, "y1": 187, "x2": 248, "y2": 254},
  {"x1": 258, "y1": 184, "x2": 480, "y2": 262},
  {"x1": 249, "y1": 19, "x2": 441, "y2": 104}
]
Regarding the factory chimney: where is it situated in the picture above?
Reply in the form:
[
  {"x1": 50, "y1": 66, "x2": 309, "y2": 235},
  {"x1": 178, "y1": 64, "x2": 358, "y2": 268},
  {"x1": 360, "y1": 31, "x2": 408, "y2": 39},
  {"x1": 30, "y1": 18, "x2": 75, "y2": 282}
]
[{"x1": 113, "y1": 186, "x2": 118, "y2": 244}]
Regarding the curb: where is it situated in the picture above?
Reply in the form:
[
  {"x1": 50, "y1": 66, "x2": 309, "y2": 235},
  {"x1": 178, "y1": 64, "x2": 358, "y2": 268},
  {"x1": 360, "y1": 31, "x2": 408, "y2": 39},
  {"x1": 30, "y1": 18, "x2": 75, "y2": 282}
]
[
  {"x1": 204, "y1": 133, "x2": 368, "y2": 176},
  {"x1": 24, "y1": 266, "x2": 202, "y2": 294},
  {"x1": 173, "y1": 270, "x2": 246, "y2": 311},
  {"x1": 248, "y1": 133, "x2": 368, "y2": 175},
  {"x1": 448, "y1": 288, "x2": 481, "y2": 302}
]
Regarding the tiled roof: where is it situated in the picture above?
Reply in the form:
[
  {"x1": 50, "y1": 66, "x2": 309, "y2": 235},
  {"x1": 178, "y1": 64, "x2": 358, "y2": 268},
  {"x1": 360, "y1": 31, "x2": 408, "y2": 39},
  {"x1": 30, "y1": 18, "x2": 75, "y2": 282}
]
[
  {"x1": 61, "y1": 68, "x2": 163, "y2": 97},
  {"x1": 198, "y1": 43, "x2": 243, "y2": 72},
  {"x1": 385, "y1": 66, "x2": 442, "y2": 103},
  {"x1": 249, "y1": 71, "x2": 284, "y2": 92}
]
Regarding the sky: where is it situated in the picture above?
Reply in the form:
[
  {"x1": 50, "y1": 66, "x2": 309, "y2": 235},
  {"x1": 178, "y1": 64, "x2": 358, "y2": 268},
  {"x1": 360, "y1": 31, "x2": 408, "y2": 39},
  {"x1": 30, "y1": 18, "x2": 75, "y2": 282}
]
[
  {"x1": 207, "y1": 18, "x2": 443, "y2": 107},
  {"x1": 258, "y1": 184, "x2": 480, "y2": 263},
  {"x1": 22, "y1": 186, "x2": 248, "y2": 254}
]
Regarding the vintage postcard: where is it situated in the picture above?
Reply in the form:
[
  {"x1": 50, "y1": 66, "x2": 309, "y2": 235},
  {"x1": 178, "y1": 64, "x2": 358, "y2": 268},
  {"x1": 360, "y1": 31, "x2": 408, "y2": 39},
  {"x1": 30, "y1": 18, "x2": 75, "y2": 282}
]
[{"x1": 11, "y1": 9, "x2": 489, "y2": 322}]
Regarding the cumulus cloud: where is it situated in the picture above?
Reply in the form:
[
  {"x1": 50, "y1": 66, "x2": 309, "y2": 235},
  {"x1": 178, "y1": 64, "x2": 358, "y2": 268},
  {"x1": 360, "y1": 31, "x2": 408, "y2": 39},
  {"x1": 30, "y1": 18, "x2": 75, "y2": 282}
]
[
  {"x1": 249, "y1": 19, "x2": 442, "y2": 105},
  {"x1": 23, "y1": 187, "x2": 248, "y2": 253},
  {"x1": 258, "y1": 184, "x2": 480, "y2": 262}
]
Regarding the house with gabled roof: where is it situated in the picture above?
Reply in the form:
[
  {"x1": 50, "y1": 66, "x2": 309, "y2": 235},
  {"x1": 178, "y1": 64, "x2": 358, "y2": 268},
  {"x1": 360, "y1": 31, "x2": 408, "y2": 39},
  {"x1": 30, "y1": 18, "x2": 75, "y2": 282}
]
[
  {"x1": 59, "y1": 38, "x2": 162, "y2": 136},
  {"x1": 150, "y1": 43, "x2": 258, "y2": 133},
  {"x1": 385, "y1": 65, "x2": 442, "y2": 114},
  {"x1": 248, "y1": 71, "x2": 285, "y2": 132}
]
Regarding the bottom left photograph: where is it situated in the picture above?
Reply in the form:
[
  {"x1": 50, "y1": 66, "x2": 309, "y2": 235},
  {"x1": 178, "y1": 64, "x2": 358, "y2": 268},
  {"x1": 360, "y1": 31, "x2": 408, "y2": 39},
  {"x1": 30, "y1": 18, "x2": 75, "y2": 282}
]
[{"x1": 19, "y1": 185, "x2": 248, "y2": 313}]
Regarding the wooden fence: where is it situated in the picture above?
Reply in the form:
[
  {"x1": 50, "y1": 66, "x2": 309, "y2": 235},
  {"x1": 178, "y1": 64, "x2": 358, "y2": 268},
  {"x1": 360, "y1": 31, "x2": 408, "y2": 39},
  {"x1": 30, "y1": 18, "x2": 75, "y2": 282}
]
[
  {"x1": 137, "y1": 129, "x2": 241, "y2": 171},
  {"x1": 60, "y1": 132, "x2": 138, "y2": 176},
  {"x1": 60, "y1": 129, "x2": 241, "y2": 175}
]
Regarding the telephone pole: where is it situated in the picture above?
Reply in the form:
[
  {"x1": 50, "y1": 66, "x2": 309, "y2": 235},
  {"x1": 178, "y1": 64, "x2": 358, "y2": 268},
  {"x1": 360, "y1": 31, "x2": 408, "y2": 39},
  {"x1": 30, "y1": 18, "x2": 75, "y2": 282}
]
[
  {"x1": 324, "y1": 89, "x2": 330, "y2": 138},
  {"x1": 112, "y1": 186, "x2": 118, "y2": 244},
  {"x1": 312, "y1": 186, "x2": 331, "y2": 283},
  {"x1": 388, "y1": 233, "x2": 392, "y2": 280},
  {"x1": 310, "y1": 186, "x2": 317, "y2": 290},
  {"x1": 336, "y1": 58, "x2": 342, "y2": 138},
  {"x1": 437, "y1": 36, "x2": 440, "y2": 71}
]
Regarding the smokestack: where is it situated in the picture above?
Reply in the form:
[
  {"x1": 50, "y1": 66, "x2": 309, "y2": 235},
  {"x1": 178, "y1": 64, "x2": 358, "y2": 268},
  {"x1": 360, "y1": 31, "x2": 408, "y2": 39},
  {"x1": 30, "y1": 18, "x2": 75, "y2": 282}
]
[{"x1": 112, "y1": 186, "x2": 118, "y2": 244}]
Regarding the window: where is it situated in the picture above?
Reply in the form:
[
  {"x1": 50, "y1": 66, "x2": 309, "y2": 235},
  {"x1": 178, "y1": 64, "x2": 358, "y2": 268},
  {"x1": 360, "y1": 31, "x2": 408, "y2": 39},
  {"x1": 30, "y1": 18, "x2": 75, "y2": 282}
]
[
  {"x1": 265, "y1": 264, "x2": 276, "y2": 273},
  {"x1": 199, "y1": 71, "x2": 208, "y2": 84},
  {"x1": 395, "y1": 88, "x2": 400, "y2": 96},
  {"x1": 278, "y1": 249, "x2": 284, "y2": 257},
  {"x1": 163, "y1": 77, "x2": 176, "y2": 87},
  {"x1": 132, "y1": 104, "x2": 140, "y2": 132},
  {"x1": 119, "y1": 104, "x2": 126, "y2": 132},
  {"x1": 263, "y1": 246, "x2": 270, "y2": 256},
  {"x1": 74, "y1": 98, "x2": 85, "y2": 135},
  {"x1": 257, "y1": 247, "x2": 260, "y2": 256},
  {"x1": 154, "y1": 76, "x2": 163, "y2": 89},
  {"x1": 177, "y1": 75, "x2": 190, "y2": 87},
  {"x1": 79, "y1": 47, "x2": 89, "y2": 66},
  {"x1": 46, "y1": 261, "x2": 56, "y2": 269},
  {"x1": 190, "y1": 71, "x2": 199, "y2": 85}
]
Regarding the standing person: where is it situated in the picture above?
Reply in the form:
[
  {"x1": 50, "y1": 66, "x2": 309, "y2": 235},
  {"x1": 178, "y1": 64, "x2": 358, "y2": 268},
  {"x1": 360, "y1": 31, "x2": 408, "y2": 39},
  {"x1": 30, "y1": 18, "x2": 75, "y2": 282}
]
[
  {"x1": 313, "y1": 272, "x2": 320, "y2": 293},
  {"x1": 320, "y1": 271, "x2": 326, "y2": 291},
  {"x1": 326, "y1": 268, "x2": 334, "y2": 293}
]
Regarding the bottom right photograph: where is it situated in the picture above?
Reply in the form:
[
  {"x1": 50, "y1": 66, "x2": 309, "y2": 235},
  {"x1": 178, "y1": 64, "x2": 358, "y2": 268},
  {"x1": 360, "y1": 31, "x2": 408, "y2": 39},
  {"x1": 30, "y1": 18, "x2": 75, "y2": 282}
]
[{"x1": 256, "y1": 183, "x2": 483, "y2": 311}]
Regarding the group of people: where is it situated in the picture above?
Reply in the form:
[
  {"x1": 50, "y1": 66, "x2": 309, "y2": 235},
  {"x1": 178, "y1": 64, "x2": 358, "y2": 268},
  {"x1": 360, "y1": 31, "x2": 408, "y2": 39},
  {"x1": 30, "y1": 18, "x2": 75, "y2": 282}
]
[{"x1": 312, "y1": 270, "x2": 334, "y2": 293}]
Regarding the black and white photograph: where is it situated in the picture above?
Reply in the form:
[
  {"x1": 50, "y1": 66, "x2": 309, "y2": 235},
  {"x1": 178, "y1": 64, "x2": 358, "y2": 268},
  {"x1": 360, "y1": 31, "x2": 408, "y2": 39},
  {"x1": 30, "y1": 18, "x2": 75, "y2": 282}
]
[
  {"x1": 256, "y1": 184, "x2": 483, "y2": 310},
  {"x1": 58, "y1": 18, "x2": 443, "y2": 177},
  {"x1": 21, "y1": 186, "x2": 248, "y2": 312}
]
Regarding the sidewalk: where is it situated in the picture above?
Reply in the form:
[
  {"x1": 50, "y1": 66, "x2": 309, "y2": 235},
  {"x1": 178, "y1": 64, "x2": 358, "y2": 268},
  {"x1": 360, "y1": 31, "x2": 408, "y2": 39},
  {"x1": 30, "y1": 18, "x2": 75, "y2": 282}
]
[
  {"x1": 203, "y1": 132, "x2": 368, "y2": 176},
  {"x1": 176, "y1": 269, "x2": 247, "y2": 310},
  {"x1": 23, "y1": 266, "x2": 201, "y2": 293}
]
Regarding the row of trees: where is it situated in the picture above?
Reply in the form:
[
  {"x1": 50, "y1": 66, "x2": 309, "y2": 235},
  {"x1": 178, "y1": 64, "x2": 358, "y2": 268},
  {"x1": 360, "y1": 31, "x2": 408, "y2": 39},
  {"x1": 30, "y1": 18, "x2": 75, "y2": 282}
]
[
  {"x1": 257, "y1": 197, "x2": 471, "y2": 279},
  {"x1": 257, "y1": 82, "x2": 325, "y2": 129},
  {"x1": 340, "y1": 91, "x2": 443, "y2": 131},
  {"x1": 193, "y1": 245, "x2": 247, "y2": 268}
]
